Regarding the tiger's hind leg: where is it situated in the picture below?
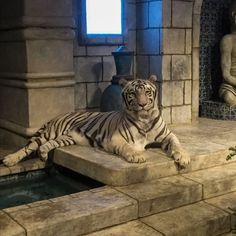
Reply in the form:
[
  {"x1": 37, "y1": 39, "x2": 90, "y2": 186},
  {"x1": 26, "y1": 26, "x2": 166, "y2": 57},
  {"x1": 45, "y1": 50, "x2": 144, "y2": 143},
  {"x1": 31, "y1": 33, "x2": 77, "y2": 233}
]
[
  {"x1": 38, "y1": 135, "x2": 75, "y2": 162},
  {"x1": 2, "y1": 140, "x2": 41, "y2": 167}
]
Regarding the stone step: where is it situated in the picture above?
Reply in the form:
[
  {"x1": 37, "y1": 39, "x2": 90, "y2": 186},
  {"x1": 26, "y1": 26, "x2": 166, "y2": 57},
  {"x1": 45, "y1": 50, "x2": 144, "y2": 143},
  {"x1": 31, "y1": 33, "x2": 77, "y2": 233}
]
[
  {"x1": 2, "y1": 187, "x2": 138, "y2": 236},
  {"x1": 85, "y1": 220, "x2": 163, "y2": 236},
  {"x1": 141, "y1": 202, "x2": 230, "y2": 236},
  {"x1": 53, "y1": 119, "x2": 236, "y2": 186},
  {"x1": 182, "y1": 162, "x2": 236, "y2": 198}
]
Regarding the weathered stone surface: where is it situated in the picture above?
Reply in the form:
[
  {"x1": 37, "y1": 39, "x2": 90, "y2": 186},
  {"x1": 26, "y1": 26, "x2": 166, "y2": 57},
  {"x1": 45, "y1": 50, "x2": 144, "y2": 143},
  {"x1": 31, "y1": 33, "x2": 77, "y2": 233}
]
[
  {"x1": 0, "y1": 211, "x2": 25, "y2": 236},
  {"x1": 162, "y1": 29, "x2": 185, "y2": 54},
  {"x1": 149, "y1": 56, "x2": 161, "y2": 80},
  {"x1": 86, "y1": 46, "x2": 117, "y2": 56},
  {"x1": 184, "y1": 80, "x2": 192, "y2": 104},
  {"x1": 136, "y1": 2, "x2": 148, "y2": 29},
  {"x1": 149, "y1": 1, "x2": 162, "y2": 28},
  {"x1": 116, "y1": 175, "x2": 202, "y2": 217},
  {"x1": 75, "y1": 83, "x2": 87, "y2": 110},
  {"x1": 161, "y1": 55, "x2": 171, "y2": 81},
  {"x1": 127, "y1": 3, "x2": 136, "y2": 30},
  {"x1": 141, "y1": 202, "x2": 230, "y2": 236},
  {"x1": 74, "y1": 57, "x2": 102, "y2": 83},
  {"x1": 9, "y1": 187, "x2": 138, "y2": 236},
  {"x1": 172, "y1": 1, "x2": 193, "y2": 28},
  {"x1": 193, "y1": 14, "x2": 200, "y2": 48},
  {"x1": 137, "y1": 29, "x2": 160, "y2": 55},
  {"x1": 182, "y1": 163, "x2": 236, "y2": 198},
  {"x1": 161, "y1": 107, "x2": 171, "y2": 124},
  {"x1": 185, "y1": 29, "x2": 192, "y2": 54},
  {"x1": 103, "y1": 56, "x2": 116, "y2": 82},
  {"x1": 162, "y1": 0, "x2": 171, "y2": 27},
  {"x1": 85, "y1": 221, "x2": 162, "y2": 236},
  {"x1": 172, "y1": 105, "x2": 191, "y2": 124},
  {"x1": 136, "y1": 56, "x2": 149, "y2": 78},
  {"x1": 172, "y1": 55, "x2": 191, "y2": 80},
  {"x1": 54, "y1": 146, "x2": 178, "y2": 186}
]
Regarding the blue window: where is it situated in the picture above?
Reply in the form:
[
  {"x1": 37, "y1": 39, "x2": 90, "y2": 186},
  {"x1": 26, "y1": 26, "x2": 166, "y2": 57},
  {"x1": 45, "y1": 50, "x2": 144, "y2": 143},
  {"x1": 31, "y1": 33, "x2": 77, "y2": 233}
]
[{"x1": 79, "y1": 0, "x2": 126, "y2": 45}]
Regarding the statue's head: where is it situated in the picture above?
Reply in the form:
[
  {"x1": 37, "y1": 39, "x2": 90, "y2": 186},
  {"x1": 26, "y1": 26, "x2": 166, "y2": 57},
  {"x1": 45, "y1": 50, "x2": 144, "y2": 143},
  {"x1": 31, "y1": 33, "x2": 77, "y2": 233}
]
[{"x1": 230, "y1": 0, "x2": 236, "y2": 29}]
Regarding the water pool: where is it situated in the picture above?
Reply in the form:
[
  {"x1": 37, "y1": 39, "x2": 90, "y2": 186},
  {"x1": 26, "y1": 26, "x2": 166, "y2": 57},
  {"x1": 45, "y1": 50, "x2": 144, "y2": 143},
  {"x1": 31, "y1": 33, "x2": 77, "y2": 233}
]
[{"x1": 0, "y1": 165, "x2": 103, "y2": 209}]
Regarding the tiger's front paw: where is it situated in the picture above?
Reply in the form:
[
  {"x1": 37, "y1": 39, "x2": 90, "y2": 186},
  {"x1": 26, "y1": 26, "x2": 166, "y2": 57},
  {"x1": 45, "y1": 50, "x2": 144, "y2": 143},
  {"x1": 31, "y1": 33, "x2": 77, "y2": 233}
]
[
  {"x1": 173, "y1": 150, "x2": 190, "y2": 168},
  {"x1": 2, "y1": 154, "x2": 19, "y2": 167},
  {"x1": 123, "y1": 152, "x2": 146, "y2": 163},
  {"x1": 38, "y1": 146, "x2": 48, "y2": 162}
]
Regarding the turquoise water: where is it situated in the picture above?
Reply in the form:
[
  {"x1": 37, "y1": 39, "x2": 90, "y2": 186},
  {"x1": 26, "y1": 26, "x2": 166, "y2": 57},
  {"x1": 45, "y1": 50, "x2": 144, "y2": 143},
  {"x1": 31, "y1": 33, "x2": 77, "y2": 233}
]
[{"x1": 0, "y1": 166, "x2": 103, "y2": 209}]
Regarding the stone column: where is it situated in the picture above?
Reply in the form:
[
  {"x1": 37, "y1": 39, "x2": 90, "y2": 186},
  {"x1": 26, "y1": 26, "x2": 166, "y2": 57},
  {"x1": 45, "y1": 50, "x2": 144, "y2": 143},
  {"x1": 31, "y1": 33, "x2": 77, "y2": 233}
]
[{"x1": 0, "y1": 0, "x2": 75, "y2": 146}]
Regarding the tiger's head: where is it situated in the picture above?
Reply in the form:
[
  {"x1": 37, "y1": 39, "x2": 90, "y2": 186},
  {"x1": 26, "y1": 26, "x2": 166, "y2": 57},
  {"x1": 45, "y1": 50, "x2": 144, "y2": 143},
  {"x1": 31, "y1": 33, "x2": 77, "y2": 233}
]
[{"x1": 120, "y1": 75, "x2": 158, "y2": 118}]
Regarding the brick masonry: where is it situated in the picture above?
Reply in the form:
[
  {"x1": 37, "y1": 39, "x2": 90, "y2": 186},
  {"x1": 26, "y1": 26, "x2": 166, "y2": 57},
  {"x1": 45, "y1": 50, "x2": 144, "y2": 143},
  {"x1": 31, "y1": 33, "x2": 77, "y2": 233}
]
[{"x1": 74, "y1": 0, "x2": 203, "y2": 124}]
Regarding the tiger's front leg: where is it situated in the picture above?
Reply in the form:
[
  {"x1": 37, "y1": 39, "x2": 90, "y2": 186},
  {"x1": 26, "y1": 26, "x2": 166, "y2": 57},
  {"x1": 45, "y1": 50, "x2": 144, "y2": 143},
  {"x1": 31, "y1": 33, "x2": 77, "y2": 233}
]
[
  {"x1": 162, "y1": 133, "x2": 190, "y2": 168},
  {"x1": 105, "y1": 140, "x2": 146, "y2": 163}
]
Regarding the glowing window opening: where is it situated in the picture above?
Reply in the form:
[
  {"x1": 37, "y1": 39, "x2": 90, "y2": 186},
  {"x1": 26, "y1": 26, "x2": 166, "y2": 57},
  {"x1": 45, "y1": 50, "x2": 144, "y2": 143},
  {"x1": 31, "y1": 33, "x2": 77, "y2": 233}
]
[{"x1": 86, "y1": 0, "x2": 122, "y2": 35}]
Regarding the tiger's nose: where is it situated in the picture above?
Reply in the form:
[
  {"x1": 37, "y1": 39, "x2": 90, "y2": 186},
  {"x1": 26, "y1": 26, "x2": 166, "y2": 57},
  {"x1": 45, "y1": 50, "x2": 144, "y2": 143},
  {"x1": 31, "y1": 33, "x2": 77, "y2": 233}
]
[{"x1": 138, "y1": 101, "x2": 147, "y2": 107}]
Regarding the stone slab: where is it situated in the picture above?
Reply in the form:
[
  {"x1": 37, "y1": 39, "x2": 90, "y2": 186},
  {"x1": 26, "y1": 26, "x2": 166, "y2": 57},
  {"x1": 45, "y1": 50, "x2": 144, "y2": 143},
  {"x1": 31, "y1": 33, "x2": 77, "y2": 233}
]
[
  {"x1": 205, "y1": 192, "x2": 236, "y2": 232},
  {"x1": 141, "y1": 202, "x2": 230, "y2": 236},
  {"x1": 8, "y1": 187, "x2": 138, "y2": 236},
  {"x1": 115, "y1": 175, "x2": 202, "y2": 217},
  {"x1": 182, "y1": 163, "x2": 236, "y2": 199},
  {"x1": 53, "y1": 146, "x2": 178, "y2": 186},
  {"x1": 85, "y1": 220, "x2": 162, "y2": 236},
  {"x1": 0, "y1": 211, "x2": 25, "y2": 236}
]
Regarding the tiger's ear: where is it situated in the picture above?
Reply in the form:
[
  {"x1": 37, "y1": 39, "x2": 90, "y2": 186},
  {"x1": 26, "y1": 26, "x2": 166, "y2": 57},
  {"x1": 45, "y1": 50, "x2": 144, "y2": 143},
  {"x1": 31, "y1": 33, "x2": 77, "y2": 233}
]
[
  {"x1": 148, "y1": 75, "x2": 158, "y2": 83},
  {"x1": 119, "y1": 78, "x2": 129, "y2": 88}
]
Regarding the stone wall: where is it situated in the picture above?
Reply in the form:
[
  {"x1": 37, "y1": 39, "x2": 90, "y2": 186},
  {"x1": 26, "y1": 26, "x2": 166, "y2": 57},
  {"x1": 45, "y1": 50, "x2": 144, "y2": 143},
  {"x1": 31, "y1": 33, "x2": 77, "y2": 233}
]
[{"x1": 73, "y1": 0, "x2": 136, "y2": 110}]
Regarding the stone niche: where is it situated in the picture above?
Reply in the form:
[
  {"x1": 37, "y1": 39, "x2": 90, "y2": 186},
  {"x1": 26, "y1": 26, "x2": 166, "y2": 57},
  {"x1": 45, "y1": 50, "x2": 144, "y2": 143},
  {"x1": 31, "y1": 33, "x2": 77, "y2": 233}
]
[{"x1": 200, "y1": 0, "x2": 236, "y2": 120}]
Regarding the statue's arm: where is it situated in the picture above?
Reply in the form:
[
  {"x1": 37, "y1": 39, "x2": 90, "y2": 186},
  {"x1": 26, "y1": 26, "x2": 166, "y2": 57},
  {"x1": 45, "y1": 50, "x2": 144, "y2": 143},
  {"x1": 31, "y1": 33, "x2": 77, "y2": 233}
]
[{"x1": 220, "y1": 35, "x2": 236, "y2": 86}]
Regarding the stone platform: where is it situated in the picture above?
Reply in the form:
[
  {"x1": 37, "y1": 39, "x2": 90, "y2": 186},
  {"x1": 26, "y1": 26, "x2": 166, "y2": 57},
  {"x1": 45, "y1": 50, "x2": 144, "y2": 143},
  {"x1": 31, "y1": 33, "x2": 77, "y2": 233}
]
[
  {"x1": 53, "y1": 118, "x2": 236, "y2": 186},
  {"x1": 1, "y1": 118, "x2": 236, "y2": 235}
]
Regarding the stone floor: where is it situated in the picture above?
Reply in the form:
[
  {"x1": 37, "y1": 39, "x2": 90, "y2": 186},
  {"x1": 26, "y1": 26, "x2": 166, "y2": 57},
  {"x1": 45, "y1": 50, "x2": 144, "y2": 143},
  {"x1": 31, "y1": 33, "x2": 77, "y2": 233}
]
[{"x1": 1, "y1": 118, "x2": 236, "y2": 235}]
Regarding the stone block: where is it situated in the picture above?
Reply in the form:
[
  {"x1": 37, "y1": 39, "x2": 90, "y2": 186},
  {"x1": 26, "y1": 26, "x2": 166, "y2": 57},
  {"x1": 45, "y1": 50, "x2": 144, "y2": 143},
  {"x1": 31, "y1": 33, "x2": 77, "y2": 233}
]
[
  {"x1": 194, "y1": 0, "x2": 203, "y2": 14},
  {"x1": 86, "y1": 221, "x2": 162, "y2": 236},
  {"x1": 53, "y1": 146, "x2": 178, "y2": 186},
  {"x1": 193, "y1": 14, "x2": 200, "y2": 48},
  {"x1": 116, "y1": 176, "x2": 202, "y2": 217},
  {"x1": 127, "y1": 3, "x2": 136, "y2": 30},
  {"x1": 137, "y1": 29, "x2": 160, "y2": 55},
  {"x1": 141, "y1": 202, "x2": 230, "y2": 236},
  {"x1": 75, "y1": 83, "x2": 87, "y2": 110},
  {"x1": 28, "y1": 86, "x2": 74, "y2": 127},
  {"x1": 87, "y1": 46, "x2": 117, "y2": 56},
  {"x1": 192, "y1": 80, "x2": 199, "y2": 113},
  {"x1": 161, "y1": 55, "x2": 171, "y2": 81},
  {"x1": 161, "y1": 107, "x2": 171, "y2": 124},
  {"x1": 0, "y1": 86, "x2": 29, "y2": 127},
  {"x1": 172, "y1": 55, "x2": 191, "y2": 80},
  {"x1": 162, "y1": 29, "x2": 185, "y2": 54},
  {"x1": 0, "y1": 42, "x2": 27, "y2": 73},
  {"x1": 74, "y1": 57, "x2": 102, "y2": 83},
  {"x1": 8, "y1": 188, "x2": 138, "y2": 236},
  {"x1": 185, "y1": 29, "x2": 192, "y2": 54},
  {"x1": 0, "y1": 211, "x2": 25, "y2": 236},
  {"x1": 162, "y1": 0, "x2": 171, "y2": 27},
  {"x1": 172, "y1": 1, "x2": 193, "y2": 28},
  {"x1": 184, "y1": 80, "x2": 192, "y2": 104},
  {"x1": 172, "y1": 105, "x2": 191, "y2": 124},
  {"x1": 73, "y1": 43, "x2": 86, "y2": 57},
  {"x1": 161, "y1": 81, "x2": 184, "y2": 106},
  {"x1": 182, "y1": 163, "x2": 236, "y2": 199},
  {"x1": 136, "y1": 2, "x2": 148, "y2": 29},
  {"x1": 127, "y1": 30, "x2": 136, "y2": 52},
  {"x1": 24, "y1": 0, "x2": 73, "y2": 17},
  {"x1": 27, "y1": 39, "x2": 73, "y2": 73},
  {"x1": 149, "y1": 1, "x2": 162, "y2": 28},
  {"x1": 192, "y1": 48, "x2": 200, "y2": 80},
  {"x1": 136, "y1": 56, "x2": 149, "y2": 79},
  {"x1": 87, "y1": 82, "x2": 110, "y2": 109},
  {"x1": 149, "y1": 56, "x2": 161, "y2": 80},
  {"x1": 103, "y1": 56, "x2": 116, "y2": 82}
]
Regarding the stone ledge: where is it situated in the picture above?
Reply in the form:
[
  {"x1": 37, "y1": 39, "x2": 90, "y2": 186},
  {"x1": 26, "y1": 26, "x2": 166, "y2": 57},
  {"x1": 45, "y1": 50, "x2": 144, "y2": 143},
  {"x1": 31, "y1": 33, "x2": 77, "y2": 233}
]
[
  {"x1": 53, "y1": 146, "x2": 178, "y2": 186},
  {"x1": 141, "y1": 202, "x2": 230, "y2": 236},
  {"x1": 115, "y1": 175, "x2": 202, "y2": 217},
  {"x1": 182, "y1": 163, "x2": 236, "y2": 199},
  {"x1": 7, "y1": 187, "x2": 138, "y2": 236},
  {"x1": 85, "y1": 220, "x2": 162, "y2": 236}
]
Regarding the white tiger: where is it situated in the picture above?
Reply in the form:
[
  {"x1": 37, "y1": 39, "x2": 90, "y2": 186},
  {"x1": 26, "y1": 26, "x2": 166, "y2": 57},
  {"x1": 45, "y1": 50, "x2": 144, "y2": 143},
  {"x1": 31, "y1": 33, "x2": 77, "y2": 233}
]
[{"x1": 2, "y1": 75, "x2": 190, "y2": 167}]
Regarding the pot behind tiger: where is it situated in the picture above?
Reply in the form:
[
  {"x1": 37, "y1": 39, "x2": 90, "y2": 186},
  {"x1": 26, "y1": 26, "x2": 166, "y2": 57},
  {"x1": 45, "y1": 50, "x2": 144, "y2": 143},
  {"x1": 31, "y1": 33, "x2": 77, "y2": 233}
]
[{"x1": 100, "y1": 47, "x2": 134, "y2": 112}]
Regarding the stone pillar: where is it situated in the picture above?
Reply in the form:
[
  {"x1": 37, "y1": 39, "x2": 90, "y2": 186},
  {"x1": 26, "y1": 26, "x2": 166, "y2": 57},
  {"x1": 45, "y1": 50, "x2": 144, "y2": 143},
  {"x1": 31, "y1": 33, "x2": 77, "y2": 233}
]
[{"x1": 0, "y1": 0, "x2": 75, "y2": 146}]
